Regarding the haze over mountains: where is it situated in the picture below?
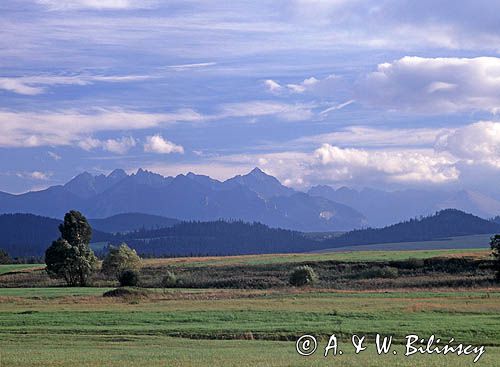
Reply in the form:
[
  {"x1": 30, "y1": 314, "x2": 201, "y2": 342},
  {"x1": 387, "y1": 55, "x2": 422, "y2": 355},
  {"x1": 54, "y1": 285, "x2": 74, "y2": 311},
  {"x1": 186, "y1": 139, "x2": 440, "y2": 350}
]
[
  {"x1": 0, "y1": 168, "x2": 365, "y2": 232},
  {"x1": 0, "y1": 168, "x2": 499, "y2": 232},
  {"x1": 308, "y1": 185, "x2": 500, "y2": 228}
]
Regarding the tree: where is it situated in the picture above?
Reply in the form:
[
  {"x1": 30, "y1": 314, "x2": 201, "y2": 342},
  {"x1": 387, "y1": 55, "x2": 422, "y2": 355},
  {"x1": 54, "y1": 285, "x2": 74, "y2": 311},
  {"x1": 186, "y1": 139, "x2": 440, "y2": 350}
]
[
  {"x1": 45, "y1": 211, "x2": 97, "y2": 286},
  {"x1": 491, "y1": 234, "x2": 500, "y2": 281},
  {"x1": 101, "y1": 243, "x2": 141, "y2": 279},
  {"x1": 0, "y1": 249, "x2": 11, "y2": 264}
]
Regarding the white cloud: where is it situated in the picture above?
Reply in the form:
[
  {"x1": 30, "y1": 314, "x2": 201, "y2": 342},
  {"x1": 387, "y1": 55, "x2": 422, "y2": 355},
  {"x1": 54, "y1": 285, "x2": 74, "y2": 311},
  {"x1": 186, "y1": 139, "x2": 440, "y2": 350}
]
[
  {"x1": 0, "y1": 108, "x2": 202, "y2": 148},
  {"x1": 359, "y1": 56, "x2": 500, "y2": 113},
  {"x1": 264, "y1": 76, "x2": 330, "y2": 95},
  {"x1": 0, "y1": 74, "x2": 150, "y2": 95},
  {"x1": 218, "y1": 101, "x2": 314, "y2": 121},
  {"x1": 435, "y1": 121, "x2": 500, "y2": 167},
  {"x1": 314, "y1": 144, "x2": 459, "y2": 184},
  {"x1": 287, "y1": 77, "x2": 319, "y2": 93},
  {"x1": 144, "y1": 134, "x2": 184, "y2": 154},
  {"x1": 16, "y1": 171, "x2": 52, "y2": 181},
  {"x1": 78, "y1": 136, "x2": 136, "y2": 154},
  {"x1": 319, "y1": 100, "x2": 355, "y2": 115},
  {"x1": 167, "y1": 62, "x2": 217, "y2": 71},
  {"x1": 264, "y1": 79, "x2": 283, "y2": 94},
  {"x1": 36, "y1": 0, "x2": 157, "y2": 10},
  {"x1": 294, "y1": 125, "x2": 448, "y2": 148}
]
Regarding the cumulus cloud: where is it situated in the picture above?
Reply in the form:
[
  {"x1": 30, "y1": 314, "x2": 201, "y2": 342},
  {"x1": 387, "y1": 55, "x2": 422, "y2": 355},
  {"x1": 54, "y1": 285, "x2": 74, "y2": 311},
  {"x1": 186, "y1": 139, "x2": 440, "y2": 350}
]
[
  {"x1": 264, "y1": 76, "x2": 338, "y2": 95},
  {"x1": 264, "y1": 80, "x2": 283, "y2": 94},
  {"x1": 144, "y1": 134, "x2": 184, "y2": 154},
  {"x1": 79, "y1": 136, "x2": 136, "y2": 154},
  {"x1": 314, "y1": 144, "x2": 459, "y2": 184},
  {"x1": 359, "y1": 56, "x2": 500, "y2": 113},
  {"x1": 435, "y1": 121, "x2": 500, "y2": 167},
  {"x1": 0, "y1": 74, "x2": 150, "y2": 95}
]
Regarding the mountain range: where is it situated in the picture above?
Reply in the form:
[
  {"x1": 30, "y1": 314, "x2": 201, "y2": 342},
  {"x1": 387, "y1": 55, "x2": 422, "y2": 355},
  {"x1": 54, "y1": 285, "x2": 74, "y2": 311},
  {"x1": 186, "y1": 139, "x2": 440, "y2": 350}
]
[
  {"x1": 0, "y1": 168, "x2": 365, "y2": 232},
  {"x1": 1, "y1": 167, "x2": 499, "y2": 231}
]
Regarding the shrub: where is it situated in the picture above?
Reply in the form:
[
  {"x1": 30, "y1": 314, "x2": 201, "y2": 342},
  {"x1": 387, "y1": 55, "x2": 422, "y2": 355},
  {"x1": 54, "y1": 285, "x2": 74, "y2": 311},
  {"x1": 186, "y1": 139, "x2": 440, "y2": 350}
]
[
  {"x1": 161, "y1": 271, "x2": 177, "y2": 288},
  {"x1": 103, "y1": 287, "x2": 150, "y2": 298},
  {"x1": 360, "y1": 266, "x2": 399, "y2": 279},
  {"x1": 101, "y1": 243, "x2": 141, "y2": 279},
  {"x1": 289, "y1": 265, "x2": 318, "y2": 286},
  {"x1": 118, "y1": 269, "x2": 139, "y2": 287}
]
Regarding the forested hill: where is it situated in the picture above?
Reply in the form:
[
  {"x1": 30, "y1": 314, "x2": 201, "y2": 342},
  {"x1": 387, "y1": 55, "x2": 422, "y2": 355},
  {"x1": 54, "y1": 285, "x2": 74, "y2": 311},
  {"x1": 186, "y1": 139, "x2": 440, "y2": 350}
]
[
  {"x1": 328, "y1": 209, "x2": 500, "y2": 247},
  {"x1": 0, "y1": 213, "x2": 110, "y2": 258},
  {"x1": 110, "y1": 220, "x2": 319, "y2": 256},
  {"x1": 1, "y1": 209, "x2": 499, "y2": 258}
]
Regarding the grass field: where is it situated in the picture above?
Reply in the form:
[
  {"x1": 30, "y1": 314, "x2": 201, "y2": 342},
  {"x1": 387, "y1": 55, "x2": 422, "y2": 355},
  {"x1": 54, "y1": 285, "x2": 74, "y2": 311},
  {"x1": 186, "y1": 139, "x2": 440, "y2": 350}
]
[
  {"x1": 0, "y1": 263, "x2": 44, "y2": 275},
  {"x1": 0, "y1": 249, "x2": 498, "y2": 366},
  {"x1": 142, "y1": 248, "x2": 491, "y2": 268},
  {"x1": 0, "y1": 287, "x2": 499, "y2": 366}
]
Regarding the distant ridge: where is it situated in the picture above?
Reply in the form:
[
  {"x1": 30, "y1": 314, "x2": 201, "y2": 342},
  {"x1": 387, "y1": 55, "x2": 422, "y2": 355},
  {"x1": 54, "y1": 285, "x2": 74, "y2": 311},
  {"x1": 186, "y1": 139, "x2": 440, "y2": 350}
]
[
  {"x1": 327, "y1": 209, "x2": 500, "y2": 247},
  {"x1": 89, "y1": 213, "x2": 180, "y2": 233},
  {"x1": 0, "y1": 209, "x2": 498, "y2": 258},
  {"x1": 0, "y1": 168, "x2": 366, "y2": 232}
]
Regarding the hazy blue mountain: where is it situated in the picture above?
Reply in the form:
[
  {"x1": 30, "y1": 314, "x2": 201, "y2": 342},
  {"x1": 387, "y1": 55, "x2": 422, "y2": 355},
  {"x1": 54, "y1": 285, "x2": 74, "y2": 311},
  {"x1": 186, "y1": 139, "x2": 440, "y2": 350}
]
[
  {"x1": 89, "y1": 213, "x2": 180, "y2": 233},
  {"x1": 224, "y1": 167, "x2": 295, "y2": 199},
  {"x1": 308, "y1": 185, "x2": 500, "y2": 227},
  {"x1": 0, "y1": 168, "x2": 366, "y2": 232},
  {"x1": 64, "y1": 169, "x2": 128, "y2": 199}
]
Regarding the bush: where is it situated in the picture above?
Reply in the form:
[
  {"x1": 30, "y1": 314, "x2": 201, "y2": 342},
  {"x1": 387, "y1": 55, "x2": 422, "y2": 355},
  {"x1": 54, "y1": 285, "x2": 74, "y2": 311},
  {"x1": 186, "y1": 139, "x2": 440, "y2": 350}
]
[
  {"x1": 118, "y1": 269, "x2": 139, "y2": 287},
  {"x1": 360, "y1": 266, "x2": 399, "y2": 279},
  {"x1": 102, "y1": 243, "x2": 141, "y2": 279},
  {"x1": 161, "y1": 271, "x2": 177, "y2": 288},
  {"x1": 289, "y1": 265, "x2": 318, "y2": 287}
]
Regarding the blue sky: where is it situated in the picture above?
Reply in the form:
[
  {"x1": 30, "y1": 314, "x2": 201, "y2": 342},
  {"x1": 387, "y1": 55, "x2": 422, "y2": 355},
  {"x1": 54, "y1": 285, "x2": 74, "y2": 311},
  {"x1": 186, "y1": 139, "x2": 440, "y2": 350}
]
[{"x1": 1, "y1": 0, "x2": 500, "y2": 196}]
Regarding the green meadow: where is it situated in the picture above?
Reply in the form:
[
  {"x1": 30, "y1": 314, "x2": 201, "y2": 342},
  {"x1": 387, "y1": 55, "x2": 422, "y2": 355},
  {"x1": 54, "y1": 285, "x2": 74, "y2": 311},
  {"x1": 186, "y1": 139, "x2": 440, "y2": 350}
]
[
  {"x1": 0, "y1": 287, "x2": 499, "y2": 366},
  {"x1": 0, "y1": 248, "x2": 498, "y2": 366}
]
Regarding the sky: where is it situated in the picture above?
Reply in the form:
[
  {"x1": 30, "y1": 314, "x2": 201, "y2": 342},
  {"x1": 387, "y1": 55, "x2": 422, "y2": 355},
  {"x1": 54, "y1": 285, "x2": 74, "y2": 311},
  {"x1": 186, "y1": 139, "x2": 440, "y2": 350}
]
[{"x1": 1, "y1": 0, "x2": 500, "y2": 196}]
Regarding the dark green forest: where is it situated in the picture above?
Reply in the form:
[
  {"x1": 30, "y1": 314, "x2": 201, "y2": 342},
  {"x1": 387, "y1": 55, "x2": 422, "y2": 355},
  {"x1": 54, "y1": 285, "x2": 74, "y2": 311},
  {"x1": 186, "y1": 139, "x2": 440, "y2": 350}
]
[{"x1": 0, "y1": 209, "x2": 499, "y2": 259}]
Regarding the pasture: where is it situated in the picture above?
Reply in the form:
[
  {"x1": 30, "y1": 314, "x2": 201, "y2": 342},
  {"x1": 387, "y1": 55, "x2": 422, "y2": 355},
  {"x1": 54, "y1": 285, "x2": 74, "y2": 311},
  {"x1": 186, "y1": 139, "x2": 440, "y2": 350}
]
[
  {"x1": 0, "y1": 248, "x2": 498, "y2": 366},
  {"x1": 0, "y1": 288, "x2": 499, "y2": 366}
]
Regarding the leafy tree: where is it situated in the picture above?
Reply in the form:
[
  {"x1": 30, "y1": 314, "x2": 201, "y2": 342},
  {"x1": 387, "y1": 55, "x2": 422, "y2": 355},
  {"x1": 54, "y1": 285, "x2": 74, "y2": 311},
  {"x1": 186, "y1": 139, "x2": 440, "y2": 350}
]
[
  {"x1": 101, "y1": 243, "x2": 141, "y2": 279},
  {"x1": 118, "y1": 269, "x2": 139, "y2": 287},
  {"x1": 289, "y1": 265, "x2": 318, "y2": 287},
  {"x1": 0, "y1": 249, "x2": 11, "y2": 264},
  {"x1": 45, "y1": 211, "x2": 97, "y2": 286},
  {"x1": 491, "y1": 234, "x2": 500, "y2": 281}
]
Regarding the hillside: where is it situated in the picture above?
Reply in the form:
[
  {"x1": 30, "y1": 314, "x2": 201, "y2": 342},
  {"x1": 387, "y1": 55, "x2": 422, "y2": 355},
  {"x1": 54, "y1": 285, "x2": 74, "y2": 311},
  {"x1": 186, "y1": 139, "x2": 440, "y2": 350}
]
[
  {"x1": 327, "y1": 209, "x2": 500, "y2": 247},
  {"x1": 0, "y1": 214, "x2": 110, "y2": 258},
  {"x1": 89, "y1": 213, "x2": 180, "y2": 233},
  {"x1": 109, "y1": 220, "x2": 321, "y2": 256}
]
